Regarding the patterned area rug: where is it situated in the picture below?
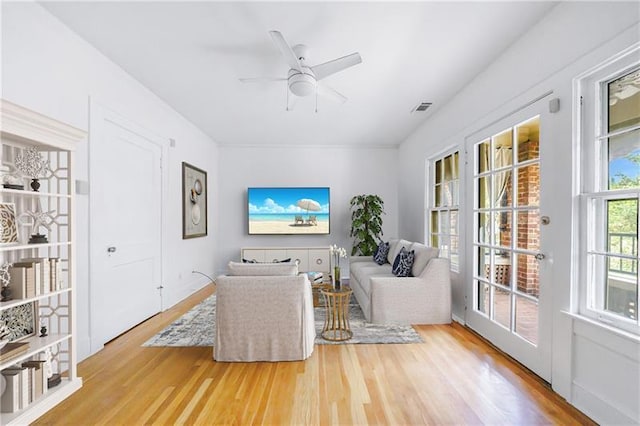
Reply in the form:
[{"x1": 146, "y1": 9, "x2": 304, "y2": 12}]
[{"x1": 143, "y1": 295, "x2": 423, "y2": 347}]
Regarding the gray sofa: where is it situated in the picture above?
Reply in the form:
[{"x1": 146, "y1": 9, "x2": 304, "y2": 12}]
[
  {"x1": 349, "y1": 239, "x2": 451, "y2": 325},
  {"x1": 214, "y1": 262, "x2": 315, "y2": 362}
]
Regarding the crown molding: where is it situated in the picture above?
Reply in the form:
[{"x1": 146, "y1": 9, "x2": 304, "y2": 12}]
[{"x1": 1, "y1": 99, "x2": 86, "y2": 151}]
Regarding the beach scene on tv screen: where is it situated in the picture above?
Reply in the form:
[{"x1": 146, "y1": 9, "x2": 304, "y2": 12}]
[{"x1": 248, "y1": 187, "x2": 329, "y2": 234}]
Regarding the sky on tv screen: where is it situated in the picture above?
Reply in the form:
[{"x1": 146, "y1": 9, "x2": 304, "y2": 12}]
[{"x1": 248, "y1": 187, "x2": 329, "y2": 215}]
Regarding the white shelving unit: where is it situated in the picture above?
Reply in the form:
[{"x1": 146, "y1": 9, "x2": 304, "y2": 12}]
[{"x1": 0, "y1": 99, "x2": 85, "y2": 424}]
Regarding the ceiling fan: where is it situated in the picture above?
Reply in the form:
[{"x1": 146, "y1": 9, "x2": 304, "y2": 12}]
[{"x1": 240, "y1": 30, "x2": 362, "y2": 111}]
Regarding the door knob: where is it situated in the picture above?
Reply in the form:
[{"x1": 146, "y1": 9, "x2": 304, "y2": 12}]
[
  {"x1": 535, "y1": 253, "x2": 545, "y2": 261},
  {"x1": 107, "y1": 246, "x2": 117, "y2": 253}
]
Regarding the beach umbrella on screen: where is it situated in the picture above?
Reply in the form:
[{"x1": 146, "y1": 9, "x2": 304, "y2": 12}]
[{"x1": 297, "y1": 198, "x2": 321, "y2": 220}]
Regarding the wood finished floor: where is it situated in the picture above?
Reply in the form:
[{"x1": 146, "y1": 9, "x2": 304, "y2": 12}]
[{"x1": 34, "y1": 284, "x2": 594, "y2": 425}]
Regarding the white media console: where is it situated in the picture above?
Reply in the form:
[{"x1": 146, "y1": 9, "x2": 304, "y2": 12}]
[{"x1": 241, "y1": 247, "x2": 331, "y2": 273}]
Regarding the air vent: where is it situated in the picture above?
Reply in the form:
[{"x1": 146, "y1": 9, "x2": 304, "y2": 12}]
[{"x1": 414, "y1": 102, "x2": 432, "y2": 112}]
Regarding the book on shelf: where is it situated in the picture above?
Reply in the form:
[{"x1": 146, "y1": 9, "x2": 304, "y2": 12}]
[
  {"x1": 11, "y1": 262, "x2": 40, "y2": 298},
  {"x1": 0, "y1": 342, "x2": 30, "y2": 363},
  {"x1": 8, "y1": 264, "x2": 35, "y2": 300},
  {"x1": 22, "y1": 360, "x2": 47, "y2": 399},
  {"x1": 21, "y1": 258, "x2": 51, "y2": 295},
  {"x1": 49, "y1": 257, "x2": 61, "y2": 291}
]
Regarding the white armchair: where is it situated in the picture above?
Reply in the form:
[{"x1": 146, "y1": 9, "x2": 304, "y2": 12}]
[{"x1": 214, "y1": 262, "x2": 315, "y2": 362}]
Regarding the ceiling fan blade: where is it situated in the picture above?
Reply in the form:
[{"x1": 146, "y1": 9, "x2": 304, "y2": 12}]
[
  {"x1": 311, "y1": 52, "x2": 362, "y2": 81},
  {"x1": 269, "y1": 30, "x2": 302, "y2": 72},
  {"x1": 317, "y1": 83, "x2": 347, "y2": 104},
  {"x1": 239, "y1": 77, "x2": 286, "y2": 83}
]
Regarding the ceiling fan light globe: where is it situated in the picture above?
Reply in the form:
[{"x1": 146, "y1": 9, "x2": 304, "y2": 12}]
[{"x1": 288, "y1": 72, "x2": 316, "y2": 97}]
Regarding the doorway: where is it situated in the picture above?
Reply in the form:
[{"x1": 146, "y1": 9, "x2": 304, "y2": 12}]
[{"x1": 89, "y1": 102, "x2": 165, "y2": 353}]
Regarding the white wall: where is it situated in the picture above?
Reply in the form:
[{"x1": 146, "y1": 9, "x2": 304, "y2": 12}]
[
  {"x1": 397, "y1": 2, "x2": 639, "y2": 424},
  {"x1": 217, "y1": 145, "x2": 398, "y2": 275},
  {"x1": 1, "y1": 2, "x2": 219, "y2": 360}
]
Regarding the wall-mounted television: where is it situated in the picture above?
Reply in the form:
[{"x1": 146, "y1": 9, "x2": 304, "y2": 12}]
[{"x1": 248, "y1": 187, "x2": 330, "y2": 235}]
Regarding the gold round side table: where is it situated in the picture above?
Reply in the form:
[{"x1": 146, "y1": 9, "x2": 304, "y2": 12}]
[{"x1": 321, "y1": 287, "x2": 353, "y2": 341}]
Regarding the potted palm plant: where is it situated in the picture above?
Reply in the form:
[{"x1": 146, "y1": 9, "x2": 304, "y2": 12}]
[{"x1": 349, "y1": 194, "x2": 385, "y2": 256}]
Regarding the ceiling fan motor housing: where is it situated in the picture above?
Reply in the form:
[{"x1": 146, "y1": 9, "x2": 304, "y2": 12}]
[{"x1": 288, "y1": 68, "x2": 317, "y2": 97}]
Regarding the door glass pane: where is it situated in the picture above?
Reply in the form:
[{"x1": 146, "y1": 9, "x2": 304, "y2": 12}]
[
  {"x1": 607, "y1": 129, "x2": 640, "y2": 190},
  {"x1": 450, "y1": 210, "x2": 458, "y2": 235},
  {"x1": 493, "y1": 171, "x2": 512, "y2": 207},
  {"x1": 435, "y1": 159, "x2": 442, "y2": 184},
  {"x1": 517, "y1": 210, "x2": 540, "y2": 251},
  {"x1": 478, "y1": 176, "x2": 490, "y2": 209},
  {"x1": 477, "y1": 212, "x2": 490, "y2": 244},
  {"x1": 494, "y1": 252, "x2": 512, "y2": 287},
  {"x1": 478, "y1": 140, "x2": 490, "y2": 173},
  {"x1": 493, "y1": 130, "x2": 513, "y2": 169},
  {"x1": 515, "y1": 295, "x2": 538, "y2": 345},
  {"x1": 477, "y1": 246, "x2": 490, "y2": 278},
  {"x1": 431, "y1": 233, "x2": 438, "y2": 248},
  {"x1": 495, "y1": 210, "x2": 512, "y2": 249},
  {"x1": 517, "y1": 116, "x2": 540, "y2": 163},
  {"x1": 477, "y1": 280, "x2": 489, "y2": 316},
  {"x1": 435, "y1": 184, "x2": 442, "y2": 207},
  {"x1": 492, "y1": 286, "x2": 511, "y2": 329},
  {"x1": 516, "y1": 164, "x2": 540, "y2": 207},
  {"x1": 608, "y1": 68, "x2": 640, "y2": 133},
  {"x1": 516, "y1": 253, "x2": 540, "y2": 298}
]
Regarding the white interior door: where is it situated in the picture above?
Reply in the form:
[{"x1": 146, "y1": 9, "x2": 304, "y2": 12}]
[
  {"x1": 465, "y1": 97, "x2": 553, "y2": 381},
  {"x1": 89, "y1": 102, "x2": 163, "y2": 353}
]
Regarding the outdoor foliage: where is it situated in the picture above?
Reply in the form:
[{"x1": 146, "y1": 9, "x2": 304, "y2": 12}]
[
  {"x1": 608, "y1": 152, "x2": 639, "y2": 273},
  {"x1": 350, "y1": 194, "x2": 385, "y2": 256}
]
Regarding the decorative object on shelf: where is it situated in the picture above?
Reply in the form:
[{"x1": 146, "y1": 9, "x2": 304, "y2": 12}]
[
  {"x1": 182, "y1": 162, "x2": 208, "y2": 239},
  {"x1": 0, "y1": 202, "x2": 18, "y2": 244},
  {"x1": 39, "y1": 324, "x2": 48, "y2": 338},
  {"x1": 349, "y1": 194, "x2": 385, "y2": 256},
  {"x1": 329, "y1": 244, "x2": 347, "y2": 289},
  {"x1": 14, "y1": 146, "x2": 50, "y2": 192},
  {"x1": 0, "y1": 302, "x2": 37, "y2": 341},
  {"x1": 18, "y1": 201, "x2": 56, "y2": 244},
  {"x1": 0, "y1": 165, "x2": 24, "y2": 190},
  {"x1": 0, "y1": 263, "x2": 11, "y2": 302},
  {"x1": 0, "y1": 321, "x2": 10, "y2": 350}
]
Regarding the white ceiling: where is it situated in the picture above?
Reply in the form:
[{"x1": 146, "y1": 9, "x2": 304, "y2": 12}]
[{"x1": 41, "y1": 1, "x2": 557, "y2": 147}]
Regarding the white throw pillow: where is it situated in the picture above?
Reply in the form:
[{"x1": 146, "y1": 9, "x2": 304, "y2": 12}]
[
  {"x1": 387, "y1": 239, "x2": 411, "y2": 264},
  {"x1": 410, "y1": 243, "x2": 439, "y2": 277},
  {"x1": 227, "y1": 261, "x2": 298, "y2": 276}
]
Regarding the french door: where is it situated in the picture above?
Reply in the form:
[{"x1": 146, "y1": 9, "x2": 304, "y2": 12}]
[{"x1": 465, "y1": 99, "x2": 552, "y2": 381}]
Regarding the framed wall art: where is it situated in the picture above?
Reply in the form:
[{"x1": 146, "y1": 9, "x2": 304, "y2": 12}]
[
  {"x1": 0, "y1": 202, "x2": 18, "y2": 244},
  {"x1": 0, "y1": 302, "x2": 37, "y2": 341},
  {"x1": 182, "y1": 162, "x2": 208, "y2": 239}
]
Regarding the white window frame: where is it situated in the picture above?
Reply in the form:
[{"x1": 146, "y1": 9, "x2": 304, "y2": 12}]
[
  {"x1": 426, "y1": 147, "x2": 460, "y2": 272},
  {"x1": 575, "y1": 43, "x2": 640, "y2": 335}
]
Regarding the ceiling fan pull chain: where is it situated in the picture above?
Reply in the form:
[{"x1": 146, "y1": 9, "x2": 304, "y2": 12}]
[
  {"x1": 315, "y1": 89, "x2": 318, "y2": 113},
  {"x1": 286, "y1": 85, "x2": 290, "y2": 111}
]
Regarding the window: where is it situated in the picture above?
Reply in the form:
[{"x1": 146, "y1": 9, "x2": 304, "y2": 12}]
[
  {"x1": 428, "y1": 150, "x2": 459, "y2": 271},
  {"x1": 579, "y1": 47, "x2": 639, "y2": 334}
]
